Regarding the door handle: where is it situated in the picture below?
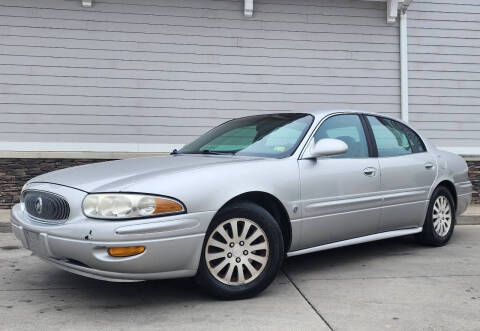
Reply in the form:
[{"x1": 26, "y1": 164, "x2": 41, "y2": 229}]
[
  {"x1": 424, "y1": 162, "x2": 434, "y2": 169},
  {"x1": 363, "y1": 167, "x2": 377, "y2": 177}
]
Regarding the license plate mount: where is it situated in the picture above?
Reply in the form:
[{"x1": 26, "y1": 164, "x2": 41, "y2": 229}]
[{"x1": 24, "y1": 230, "x2": 43, "y2": 254}]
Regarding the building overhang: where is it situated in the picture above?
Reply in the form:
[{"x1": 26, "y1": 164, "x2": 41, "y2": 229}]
[
  {"x1": 80, "y1": 0, "x2": 413, "y2": 23},
  {"x1": 241, "y1": 0, "x2": 414, "y2": 23},
  {"x1": 364, "y1": 0, "x2": 413, "y2": 23}
]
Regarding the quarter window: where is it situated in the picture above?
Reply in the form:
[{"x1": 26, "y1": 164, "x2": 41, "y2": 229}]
[
  {"x1": 367, "y1": 116, "x2": 426, "y2": 157},
  {"x1": 403, "y1": 125, "x2": 426, "y2": 153},
  {"x1": 314, "y1": 114, "x2": 369, "y2": 158}
]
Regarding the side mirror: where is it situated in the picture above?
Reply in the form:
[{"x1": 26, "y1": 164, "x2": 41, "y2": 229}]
[{"x1": 307, "y1": 138, "x2": 348, "y2": 158}]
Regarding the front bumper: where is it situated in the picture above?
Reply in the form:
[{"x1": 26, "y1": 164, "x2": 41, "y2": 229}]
[{"x1": 11, "y1": 203, "x2": 215, "y2": 282}]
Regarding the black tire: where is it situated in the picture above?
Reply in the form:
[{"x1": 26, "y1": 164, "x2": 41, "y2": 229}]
[
  {"x1": 419, "y1": 186, "x2": 456, "y2": 246},
  {"x1": 195, "y1": 201, "x2": 284, "y2": 300}
]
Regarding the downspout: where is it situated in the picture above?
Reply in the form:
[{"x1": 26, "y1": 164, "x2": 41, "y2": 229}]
[
  {"x1": 400, "y1": 11, "x2": 409, "y2": 122},
  {"x1": 399, "y1": 1, "x2": 412, "y2": 122}
]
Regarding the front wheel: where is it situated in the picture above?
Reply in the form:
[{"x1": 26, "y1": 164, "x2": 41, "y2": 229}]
[
  {"x1": 195, "y1": 201, "x2": 284, "y2": 300},
  {"x1": 419, "y1": 186, "x2": 456, "y2": 246}
]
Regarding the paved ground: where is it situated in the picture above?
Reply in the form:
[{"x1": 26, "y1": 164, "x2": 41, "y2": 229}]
[
  {"x1": 1, "y1": 226, "x2": 479, "y2": 331},
  {"x1": 459, "y1": 204, "x2": 480, "y2": 225}
]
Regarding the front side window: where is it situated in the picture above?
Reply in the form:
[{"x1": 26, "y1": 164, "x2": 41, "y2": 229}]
[
  {"x1": 313, "y1": 114, "x2": 369, "y2": 158},
  {"x1": 367, "y1": 116, "x2": 426, "y2": 157},
  {"x1": 179, "y1": 113, "x2": 314, "y2": 158}
]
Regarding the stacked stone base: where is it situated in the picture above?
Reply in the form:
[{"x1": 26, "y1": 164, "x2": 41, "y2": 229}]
[
  {"x1": 0, "y1": 159, "x2": 111, "y2": 209},
  {"x1": 0, "y1": 158, "x2": 479, "y2": 209},
  {"x1": 467, "y1": 161, "x2": 479, "y2": 204}
]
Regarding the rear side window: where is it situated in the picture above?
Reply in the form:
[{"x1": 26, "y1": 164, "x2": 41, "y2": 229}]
[
  {"x1": 367, "y1": 116, "x2": 426, "y2": 157},
  {"x1": 314, "y1": 114, "x2": 369, "y2": 158}
]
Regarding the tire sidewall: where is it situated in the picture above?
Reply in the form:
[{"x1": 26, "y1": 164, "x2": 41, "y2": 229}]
[
  {"x1": 423, "y1": 187, "x2": 456, "y2": 245},
  {"x1": 196, "y1": 201, "x2": 284, "y2": 299}
]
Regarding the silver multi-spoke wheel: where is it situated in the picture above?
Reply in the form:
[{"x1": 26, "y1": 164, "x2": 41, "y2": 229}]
[
  {"x1": 433, "y1": 196, "x2": 452, "y2": 237},
  {"x1": 205, "y1": 218, "x2": 269, "y2": 286}
]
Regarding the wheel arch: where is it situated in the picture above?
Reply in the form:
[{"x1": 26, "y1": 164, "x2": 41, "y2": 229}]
[
  {"x1": 436, "y1": 180, "x2": 457, "y2": 211},
  {"x1": 216, "y1": 191, "x2": 292, "y2": 252}
]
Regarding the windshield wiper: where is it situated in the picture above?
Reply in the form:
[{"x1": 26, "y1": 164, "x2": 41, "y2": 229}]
[{"x1": 200, "y1": 150, "x2": 235, "y2": 155}]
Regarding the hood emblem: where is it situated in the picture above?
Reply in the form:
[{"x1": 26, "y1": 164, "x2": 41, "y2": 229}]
[{"x1": 34, "y1": 197, "x2": 43, "y2": 215}]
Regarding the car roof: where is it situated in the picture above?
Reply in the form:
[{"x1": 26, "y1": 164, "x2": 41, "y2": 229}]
[
  {"x1": 298, "y1": 109, "x2": 404, "y2": 122},
  {"x1": 246, "y1": 109, "x2": 403, "y2": 125},
  {"x1": 303, "y1": 109, "x2": 376, "y2": 117}
]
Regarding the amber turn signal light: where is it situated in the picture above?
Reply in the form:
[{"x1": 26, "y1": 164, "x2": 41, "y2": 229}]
[
  {"x1": 108, "y1": 246, "x2": 145, "y2": 257},
  {"x1": 154, "y1": 197, "x2": 184, "y2": 214}
]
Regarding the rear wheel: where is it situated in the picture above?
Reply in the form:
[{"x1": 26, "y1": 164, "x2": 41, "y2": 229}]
[
  {"x1": 419, "y1": 186, "x2": 455, "y2": 246},
  {"x1": 195, "y1": 201, "x2": 284, "y2": 299}
]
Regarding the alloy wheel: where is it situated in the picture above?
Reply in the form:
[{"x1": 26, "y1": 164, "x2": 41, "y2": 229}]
[
  {"x1": 205, "y1": 218, "x2": 269, "y2": 285},
  {"x1": 432, "y1": 196, "x2": 452, "y2": 237}
]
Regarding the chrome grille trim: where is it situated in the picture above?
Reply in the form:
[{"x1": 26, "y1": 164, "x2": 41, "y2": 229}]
[{"x1": 22, "y1": 190, "x2": 70, "y2": 224}]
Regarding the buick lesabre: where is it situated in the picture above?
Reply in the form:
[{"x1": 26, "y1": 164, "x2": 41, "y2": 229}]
[{"x1": 11, "y1": 110, "x2": 472, "y2": 299}]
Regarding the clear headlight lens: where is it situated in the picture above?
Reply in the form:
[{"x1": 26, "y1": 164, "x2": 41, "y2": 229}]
[{"x1": 82, "y1": 194, "x2": 185, "y2": 220}]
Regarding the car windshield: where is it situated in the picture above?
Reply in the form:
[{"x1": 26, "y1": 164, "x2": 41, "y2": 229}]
[{"x1": 178, "y1": 113, "x2": 314, "y2": 158}]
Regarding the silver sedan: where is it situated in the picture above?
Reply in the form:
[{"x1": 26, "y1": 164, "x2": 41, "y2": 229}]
[{"x1": 11, "y1": 110, "x2": 472, "y2": 299}]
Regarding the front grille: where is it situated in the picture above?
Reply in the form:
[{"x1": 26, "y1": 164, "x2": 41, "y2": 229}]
[{"x1": 23, "y1": 190, "x2": 70, "y2": 224}]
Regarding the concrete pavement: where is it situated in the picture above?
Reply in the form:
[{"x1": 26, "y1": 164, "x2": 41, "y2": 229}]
[
  {"x1": 459, "y1": 204, "x2": 480, "y2": 225},
  {"x1": 0, "y1": 231, "x2": 329, "y2": 331},
  {"x1": 1, "y1": 226, "x2": 479, "y2": 330},
  {"x1": 283, "y1": 226, "x2": 480, "y2": 330}
]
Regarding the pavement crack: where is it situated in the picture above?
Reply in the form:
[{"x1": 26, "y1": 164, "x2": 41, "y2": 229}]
[
  {"x1": 282, "y1": 269, "x2": 334, "y2": 331},
  {"x1": 294, "y1": 274, "x2": 480, "y2": 282}
]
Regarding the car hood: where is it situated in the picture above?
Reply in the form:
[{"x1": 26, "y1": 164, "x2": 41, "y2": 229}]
[{"x1": 29, "y1": 155, "x2": 261, "y2": 192}]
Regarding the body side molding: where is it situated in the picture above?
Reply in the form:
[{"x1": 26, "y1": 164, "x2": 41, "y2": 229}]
[{"x1": 287, "y1": 227, "x2": 423, "y2": 257}]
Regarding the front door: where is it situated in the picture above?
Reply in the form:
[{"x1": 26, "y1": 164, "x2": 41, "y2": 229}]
[{"x1": 297, "y1": 114, "x2": 381, "y2": 250}]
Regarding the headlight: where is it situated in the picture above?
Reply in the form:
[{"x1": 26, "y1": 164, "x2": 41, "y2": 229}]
[{"x1": 82, "y1": 193, "x2": 185, "y2": 220}]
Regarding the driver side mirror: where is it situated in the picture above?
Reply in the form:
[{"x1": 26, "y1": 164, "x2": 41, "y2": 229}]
[{"x1": 307, "y1": 138, "x2": 348, "y2": 158}]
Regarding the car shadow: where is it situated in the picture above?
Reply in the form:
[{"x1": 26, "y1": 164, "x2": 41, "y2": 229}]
[
  {"x1": 283, "y1": 235, "x2": 423, "y2": 273},
  {"x1": 40, "y1": 270, "x2": 212, "y2": 309}
]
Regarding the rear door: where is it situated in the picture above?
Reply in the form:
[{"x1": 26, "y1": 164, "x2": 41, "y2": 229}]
[
  {"x1": 297, "y1": 114, "x2": 382, "y2": 250},
  {"x1": 365, "y1": 115, "x2": 436, "y2": 231}
]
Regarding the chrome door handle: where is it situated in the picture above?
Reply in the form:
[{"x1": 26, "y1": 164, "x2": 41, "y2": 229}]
[
  {"x1": 363, "y1": 167, "x2": 377, "y2": 177},
  {"x1": 424, "y1": 162, "x2": 434, "y2": 169}
]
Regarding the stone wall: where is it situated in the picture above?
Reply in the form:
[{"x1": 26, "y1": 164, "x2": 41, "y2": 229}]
[
  {"x1": 0, "y1": 159, "x2": 111, "y2": 209},
  {"x1": 0, "y1": 158, "x2": 479, "y2": 209},
  {"x1": 468, "y1": 161, "x2": 480, "y2": 204}
]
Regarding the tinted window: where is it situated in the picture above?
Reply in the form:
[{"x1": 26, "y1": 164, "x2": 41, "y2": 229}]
[
  {"x1": 403, "y1": 124, "x2": 426, "y2": 153},
  {"x1": 179, "y1": 113, "x2": 313, "y2": 158},
  {"x1": 314, "y1": 114, "x2": 369, "y2": 158},
  {"x1": 367, "y1": 116, "x2": 425, "y2": 157},
  {"x1": 201, "y1": 126, "x2": 257, "y2": 152}
]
